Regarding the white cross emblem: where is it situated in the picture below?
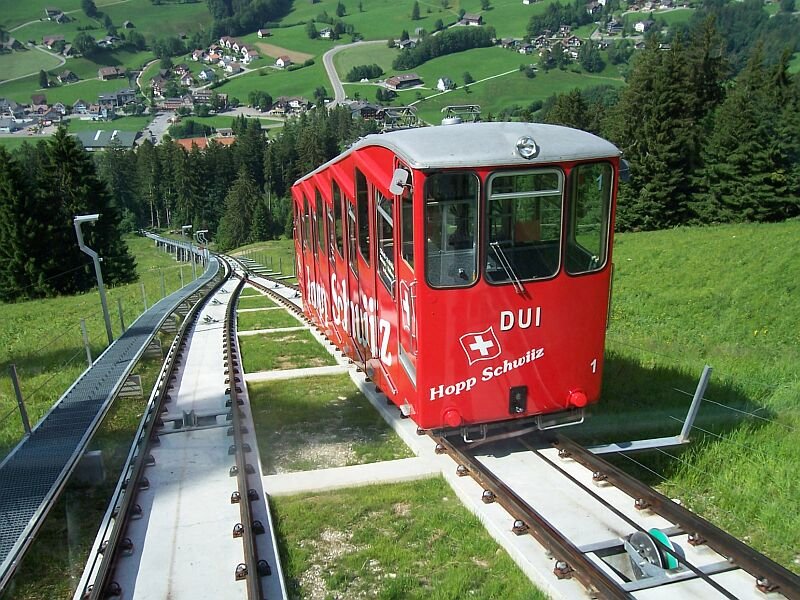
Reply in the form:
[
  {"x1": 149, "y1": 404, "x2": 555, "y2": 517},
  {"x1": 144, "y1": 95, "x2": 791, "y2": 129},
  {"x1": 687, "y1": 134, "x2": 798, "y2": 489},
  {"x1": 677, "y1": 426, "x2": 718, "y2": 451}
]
[{"x1": 459, "y1": 326, "x2": 502, "y2": 365}]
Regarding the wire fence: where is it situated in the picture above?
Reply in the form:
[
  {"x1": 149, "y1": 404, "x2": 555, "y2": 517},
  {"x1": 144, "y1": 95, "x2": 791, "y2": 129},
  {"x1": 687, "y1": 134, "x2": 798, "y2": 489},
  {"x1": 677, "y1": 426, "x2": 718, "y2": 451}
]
[{"x1": 0, "y1": 255, "x2": 204, "y2": 462}]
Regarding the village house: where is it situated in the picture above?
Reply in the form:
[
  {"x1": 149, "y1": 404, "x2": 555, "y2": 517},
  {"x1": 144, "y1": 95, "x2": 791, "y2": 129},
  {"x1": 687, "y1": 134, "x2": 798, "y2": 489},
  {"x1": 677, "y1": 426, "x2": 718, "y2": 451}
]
[
  {"x1": 1, "y1": 37, "x2": 22, "y2": 51},
  {"x1": 98, "y1": 88, "x2": 136, "y2": 109},
  {"x1": 257, "y1": 29, "x2": 271, "y2": 38},
  {"x1": 634, "y1": 20, "x2": 655, "y2": 33},
  {"x1": 0, "y1": 119, "x2": 22, "y2": 133},
  {"x1": 459, "y1": 13, "x2": 483, "y2": 26},
  {"x1": 42, "y1": 35, "x2": 65, "y2": 49},
  {"x1": 122, "y1": 20, "x2": 134, "y2": 28},
  {"x1": 319, "y1": 28, "x2": 334, "y2": 39},
  {"x1": 0, "y1": 98, "x2": 26, "y2": 120},
  {"x1": 72, "y1": 99, "x2": 89, "y2": 114},
  {"x1": 607, "y1": 19, "x2": 623, "y2": 35},
  {"x1": 150, "y1": 74, "x2": 168, "y2": 96},
  {"x1": 62, "y1": 44, "x2": 77, "y2": 57},
  {"x1": 225, "y1": 62, "x2": 242, "y2": 74},
  {"x1": 57, "y1": 70, "x2": 79, "y2": 84},
  {"x1": 275, "y1": 56, "x2": 292, "y2": 68},
  {"x1": 75, "y1": 129, "x2": 138, "y2": 151},
  {"x1": 31, "y1": 94, "x2": 48, "y2": 107},
  {"x1": 98, "y1": 66, "x2": 126, "y2": 80},
  {"x1": 52, "y1": 102, "x2": 67, "y2": 114},
  {"x1": 198, "y1": 68, "x2": 216, "y2": 82},
  {"x1": 397, "y1": 39, "x2": 416, "y2": 50},
  {"x1": 192, "y1": 49, "x2": 206, "y2": 61},
  {"x1": 436, "y1": 77, "x2": 454, "y2": 92},
  {"x1": 180, "y1": 73, "x2": 194, "y2": 86},
  {"x1": 385, "y1": 73, "x2": 423, "y2": 90},
  {"x1": 348, "y1": 101, "x2": 381, "y2": 120},
  {"x1": 44, "y1": 7, "x2": 69, "y2": 22},
  {"x1": 173, "y1": 64, "x2": 191, "y2": 77},
  {"x1": 96, "y1": 35, "x2": 119, "y2": 49},
  {"x1": 158, "y1": 95, "x2": 194, "y2": 111},
  {"x1": 243, "y1": 50, "x2": 259, "y2": 65}
]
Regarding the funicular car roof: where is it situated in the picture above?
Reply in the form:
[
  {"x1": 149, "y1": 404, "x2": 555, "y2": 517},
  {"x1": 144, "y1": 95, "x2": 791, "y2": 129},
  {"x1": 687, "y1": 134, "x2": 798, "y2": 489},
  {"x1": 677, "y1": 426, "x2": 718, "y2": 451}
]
[{"x1": 294, "y1": 122, "x2": 621, "y2": 186}]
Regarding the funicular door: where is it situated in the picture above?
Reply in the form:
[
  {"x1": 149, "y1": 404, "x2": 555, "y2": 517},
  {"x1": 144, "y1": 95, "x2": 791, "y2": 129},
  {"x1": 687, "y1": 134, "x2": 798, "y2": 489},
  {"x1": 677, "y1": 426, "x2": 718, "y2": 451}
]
[
  {"x1": 313, "y1": 187, "x2": 331, "y2": 329},
  {"x1": 300, "y1": 191, "x2": 318, "y2": 318},
  {"x1": 345, "y1": 171, "x2": 369, "y2": 367},
  {"x1": 394, "y1": 164, "x2": 417, "y2": 389},
  {"x1": 373, "y1": 186, "x2": 400, "y2": 396},
  {"x1": 326, "y1": 179, "x2": 345, "y2": 346}
]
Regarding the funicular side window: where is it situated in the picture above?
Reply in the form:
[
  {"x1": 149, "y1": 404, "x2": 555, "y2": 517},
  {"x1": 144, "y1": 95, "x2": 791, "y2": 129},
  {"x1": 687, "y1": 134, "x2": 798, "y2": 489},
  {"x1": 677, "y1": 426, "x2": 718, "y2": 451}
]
[
  {"x1": 355, "y1": 169, "x2": 371, "y2": 266},
  {"x1": 315, "y1": 189, "x2": 324, "y2": 251},
  {"x1": 333, "y1": 180, "x2": 344, "y2": 257},
  {"x1": 376, "y1": 191, "x2": 395, "y2": 296},
  {"x1": 486, "y1": 170, "x2": 563, "y2": 283},
  {"x1": 566, "y1": 162, "x2": 613, "y2": 274},
  {"x1": 347, "y1": 204, "x2": 358, "y2": 278},
  {"x1": 303, "y1": 194, "x2": 311, "y2": 250},
  {"x1": 425, "y1": 172, "x2": 479, "y2": 288},
  {"x1": 397, "y1": 166, "x2": 414, "y2": 269}
]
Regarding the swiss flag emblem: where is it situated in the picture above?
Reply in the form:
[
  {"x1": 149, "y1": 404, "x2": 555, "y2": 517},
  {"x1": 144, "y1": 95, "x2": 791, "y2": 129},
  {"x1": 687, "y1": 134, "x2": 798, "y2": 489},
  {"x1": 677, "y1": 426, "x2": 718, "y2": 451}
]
[{"x1": 459, "y1": 326, "x2": 502, "y2": 366}]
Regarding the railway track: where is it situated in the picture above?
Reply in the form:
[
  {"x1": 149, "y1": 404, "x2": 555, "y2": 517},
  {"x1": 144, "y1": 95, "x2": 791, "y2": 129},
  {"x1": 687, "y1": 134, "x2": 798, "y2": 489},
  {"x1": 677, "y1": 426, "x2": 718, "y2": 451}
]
[
  {"x1": 75, "y1": 255, "x2": 285, "y2": 600},
  {"x1": 226, "y1": 254, "x2": 800, "y2": 598},
  {"x1": 433, "y1": 431, "x2": 800, "y2": 599}
]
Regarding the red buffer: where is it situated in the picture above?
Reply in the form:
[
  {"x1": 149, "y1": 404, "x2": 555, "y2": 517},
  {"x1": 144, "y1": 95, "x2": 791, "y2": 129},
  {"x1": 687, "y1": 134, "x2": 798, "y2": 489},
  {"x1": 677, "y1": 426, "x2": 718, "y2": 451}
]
[{"x1": 291, "y1": 121, "x2": 622, "y2": 434}]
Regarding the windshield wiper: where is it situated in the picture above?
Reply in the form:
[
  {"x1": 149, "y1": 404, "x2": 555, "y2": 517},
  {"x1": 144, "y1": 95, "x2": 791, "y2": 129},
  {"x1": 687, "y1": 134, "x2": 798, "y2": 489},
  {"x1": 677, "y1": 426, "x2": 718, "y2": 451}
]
[{"x1": 490, "y1": 241, "x2": 525, "y2": 295}]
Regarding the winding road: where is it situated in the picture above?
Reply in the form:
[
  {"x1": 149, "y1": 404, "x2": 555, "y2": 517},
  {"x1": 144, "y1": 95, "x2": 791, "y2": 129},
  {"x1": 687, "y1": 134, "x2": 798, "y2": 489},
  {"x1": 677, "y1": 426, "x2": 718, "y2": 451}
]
[{"x1": 322, "y1": 40, "x2": 386, "y2": 107}]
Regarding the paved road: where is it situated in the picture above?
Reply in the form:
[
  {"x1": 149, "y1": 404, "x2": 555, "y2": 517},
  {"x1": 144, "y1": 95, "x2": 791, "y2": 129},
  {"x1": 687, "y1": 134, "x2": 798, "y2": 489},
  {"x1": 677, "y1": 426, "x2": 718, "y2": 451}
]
[{"x1": 322, "y1": 40, "x2": 386, "y2": 107}]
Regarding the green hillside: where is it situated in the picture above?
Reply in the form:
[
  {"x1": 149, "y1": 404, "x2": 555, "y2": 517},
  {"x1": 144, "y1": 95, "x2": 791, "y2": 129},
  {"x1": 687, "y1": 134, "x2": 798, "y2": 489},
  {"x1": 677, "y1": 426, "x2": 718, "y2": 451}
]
[{"x1": 592, "y1": 220, "x2": 800, "y2": 572}]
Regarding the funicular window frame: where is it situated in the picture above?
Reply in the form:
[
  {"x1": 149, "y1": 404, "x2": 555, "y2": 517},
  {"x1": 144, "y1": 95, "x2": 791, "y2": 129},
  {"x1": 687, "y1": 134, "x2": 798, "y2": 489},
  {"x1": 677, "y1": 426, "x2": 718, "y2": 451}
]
[
  {"x1": 315, "y1": 188, "x2": 325, "y2": 251},
  {"x1": 424, "y1": 171, "x2": 480, "y2": 289},
  {"x1": 565, "y1": 161, "x2": 613, "y2": 276},
  {"x1": 332, "y1": 179, "x2": 344, "y2": 258},
  {"x1": 376, "y1": 190, "x2": 396, "y2": 296},
  {"x1": 355, "y1": 168, "x2": 371, "y2": 267},
  {"x1": 484, "y1": 168, "x2": 565, "y2": 285}
]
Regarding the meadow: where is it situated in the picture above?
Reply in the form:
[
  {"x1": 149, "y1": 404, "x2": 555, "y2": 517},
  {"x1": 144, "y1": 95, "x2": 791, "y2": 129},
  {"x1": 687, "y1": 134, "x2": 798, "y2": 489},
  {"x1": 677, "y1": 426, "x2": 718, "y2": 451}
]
[
  {"x1": 63, "y1": 115, "x2": 152, "y2": 131},
  {"x1": 0, "y1": 48, "x2": 62, "y2": 82},
  {"x1": 0, "y1": 234, "x2": 205, "y2": 461}
]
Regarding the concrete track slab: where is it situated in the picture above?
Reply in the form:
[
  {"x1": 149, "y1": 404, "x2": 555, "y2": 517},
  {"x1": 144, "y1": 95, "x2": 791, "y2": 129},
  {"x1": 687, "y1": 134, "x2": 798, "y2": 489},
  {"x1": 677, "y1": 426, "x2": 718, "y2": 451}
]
[{"x1": 245, "y1": 365, "x2": 350, "y2": 383}]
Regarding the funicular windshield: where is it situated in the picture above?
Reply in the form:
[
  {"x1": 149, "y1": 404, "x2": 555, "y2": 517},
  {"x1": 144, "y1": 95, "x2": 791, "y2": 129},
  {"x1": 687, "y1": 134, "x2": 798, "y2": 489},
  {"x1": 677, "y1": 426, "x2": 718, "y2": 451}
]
[
  {"x1": 485, "y1": 170, "x2": 563, "y2": 283},
  {"x1": 424, "y1": 172, "x2": 479, "y2": 288},
  {"x1": 565, "y1": 162, "x2": 613, "y2": 274}
]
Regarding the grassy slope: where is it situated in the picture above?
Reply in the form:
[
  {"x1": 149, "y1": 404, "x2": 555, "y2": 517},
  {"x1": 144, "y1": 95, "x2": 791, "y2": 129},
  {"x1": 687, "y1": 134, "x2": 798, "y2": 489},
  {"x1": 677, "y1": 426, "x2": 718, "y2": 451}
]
[
  {"x1": 597, "y1": 220, "x2": 800, "y2": 572},
  {"x1": 0, "y1": 49, "x2": 62, "y2": 81},
  {"x1": 0, "y1": 234, "x2": 202, "y2": 460}
]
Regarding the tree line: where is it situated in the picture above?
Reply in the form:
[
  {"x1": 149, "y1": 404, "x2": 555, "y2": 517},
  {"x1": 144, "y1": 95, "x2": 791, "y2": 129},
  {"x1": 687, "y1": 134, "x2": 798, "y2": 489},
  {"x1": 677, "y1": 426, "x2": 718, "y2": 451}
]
[
  {"x1": 540, "y1": 19, "x2": 800, "y2": 230},
  {"x1": 0, "y1": 130, "x2": 136, "y2": 302},
  {"x1": 392, "y1": 26, "x2": 496, "y2": 70}
]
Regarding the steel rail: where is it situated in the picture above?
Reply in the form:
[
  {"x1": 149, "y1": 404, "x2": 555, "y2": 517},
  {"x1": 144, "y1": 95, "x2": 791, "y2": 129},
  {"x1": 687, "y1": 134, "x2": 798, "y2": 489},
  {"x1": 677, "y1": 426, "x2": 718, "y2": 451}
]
[
  {"x1": 554, "y1": 435, "x2": 800, "y2": 599},
  {"x1": 519, "y1": 438, "x2": 740, "y2": 599},
  {"x1": 434, "y1": 434, "x2": 634, "y2": 599},
  {"x1": 224, "y1": 270, "x2": 265, "y2": 599},
  {"x1": 78, "y1": 259, "x2": 229, "y2": 599}
]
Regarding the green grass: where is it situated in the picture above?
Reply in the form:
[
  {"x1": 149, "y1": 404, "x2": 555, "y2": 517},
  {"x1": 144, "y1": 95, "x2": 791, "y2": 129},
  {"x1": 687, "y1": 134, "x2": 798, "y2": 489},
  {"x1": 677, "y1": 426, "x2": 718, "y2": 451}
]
[
  {"x1": 237, "y1": 307, "x2": 301, "y2": 330},
  {"x1": 236, "y1": 239, "x2": 297, "y2": 282},
  {"x1": 240, "y1": 286, "x2": 263, "y2": 296},
  {"x1": 0, "y1": 234, "x2": 204, "y2": 461},
  {"x1": 103, "y1": 0, "x2": 212, "y2": 37},
  {"x1": 212, "y1": 60, "x2": 331, "y2": 103},
  {"x1": 64, "y1": 115, "x2": 152, "y2": 132},
  {"x1": 1, "y1": 0, "x2": 82, "y2": 30},
  {"x1": 271, "y1": 477, "x2": 545, "y2": 599},
  {"x1": 237, "y1": 293, "x2": 278, "y2": 308},
  {"x1": 249, "y1": 374, "x2": 412, "y2": 473},
  {"x1": 589, "y1": 220, "x2": 800, "y2": 572},
  {"x1": 0, "y1": 137, "x2": 40, "y2": 151},
  {"x1": 333, "y1": 43, "x2": 398, "y2": 79},
  {"x1": 191, "y1": 114, "x2": 283, "y2": 130},
  {"x1": 0, "y1": 49, "x2": 62, "y2": 82},
  {"x1": 239, "y1": 329, "x2": 336, "y2": 372}
]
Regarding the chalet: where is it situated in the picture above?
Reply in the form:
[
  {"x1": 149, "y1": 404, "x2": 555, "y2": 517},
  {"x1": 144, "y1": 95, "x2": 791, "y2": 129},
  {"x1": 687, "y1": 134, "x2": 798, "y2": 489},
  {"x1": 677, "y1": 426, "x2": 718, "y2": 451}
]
[
  {"x1": 42, "y1": 35, "x2": 65, "y2": 49},
  {"x1": 436, "y1": 77, "x2": 454, "y2": 92},
  {"x1": 385, "y1": 73, "x2": 422, "y2": 90},
  {"x1": 198, "y1": 68, "x2": 215, "y2": 81},
  {"x1": 150, "y1": 75, "x2": 168, "y2": 96},
  {"x1": 555, "y1": 25, "x2": 571, "y2": 37},
  {"x1": 84, "y1": 104, "x2": 112, "y2": 120},
  {"x1": 44, "y1": 7, "x2": 68, "y2": 22},
  {"x1": 219, "y1": 36, "x2": 236, "y2": 49},
  {"x1": 192, "y1": 49, "x2": 206, "y2": 61},
  {"x1": 243, "y1": 51, "x2": 259, "y2": 65},
  {"x1": 1, "y1": 37, "x2": 22, "y2": 51},
  {"x1": 607, "y1": 19, "x2": 623, "y2": 35},
  {"x1": 257, "y1": 29, "x2": 271, "y2": 38},
  {"x1": 518, "y1": 43, "x2": 534, "y2": 54},
  {"x1": 397, "y1": 39, "x2": 416, "y2": 50},
  {"x1": 62, "y1": 44, "x2": 77, "y2": 57},
  {"x1": 522, "y1": 0, "x2": 537, "y2": 4},
  {"x1": 38, "y1": 109, "x2": 62, "y2": 125},
  {"x1": 206, "y1": 51, "x2": 222, "y2": 63},
  {"x1": 180, "y1": 73, "x2": 194, "y2": 86},
  {"x1": 0, "y1": 99, "x2": 27, "y2": 120},
  {"x1": 563, "y1": 35, "x2": 582, "y2": 48},
  {"x1": 634, "y1": 20, "x2": 654, "y2": 33},
  {"x1": 634, "y1": 41, "x2": 647, "y2": 50},
  {"x1": 52, "y1": 102, "x2": 67, "y2": 114},
  {"x1": 98, "y1": 90, "x2": 131, "y2": 109},
  {"x1": 217, "y1": 127, "x2": 233, "y2": 137},
  {"x1": 320, "y1": 28, "x2": 334, "y2": 39},
  {"x1": 174, "y1": 63, "x2": 191, "y2": 77},
  {"x1": 348, "y1": 101, "x2": 380, "y2": 119},
  {"x1": 57, "y1": 70, "x2": 78, "y2": 84},
  {"x1": 122, "y1": 20, "x2": 134, "y2": 28},
  {"x1": 270, "y1": 96, "x2": 311, "y2": 115},
  {"x1": 98, "y1": 66, "x2": 126, "y2": 80},
  {"x1": 459, "y1": 13, "x2": 483, "y2": 26},
  {"x1": 500, "y1": 38, "x2": 518, "y2": 49},
  {"x1": 533, "y1": 35, "x2": 549, "y2": 48},
  {"x1": 75, "y1": 129, "x2": 138, "y2": 151},
  {"x1": 96, "y1": 35, "x2": 119, "y2": 48},
  {"x1": 275, "y1": 56, "x2": 292, "y2": 68},
  {"x1": 586, "y1": 0, "x2": 602, "y2": 14},
  {"x1": 237, "y1": 43, "x2": 250, "y2": 55},
  {"x1": 72, "y1": 99, "x2": 89, "y2": 114},
  {"x1": 192, "y1": 90, "x2": 226, "y2": 106},
  {"x1": 225, "y1": 62, "x2": 242, "y2": 74}
]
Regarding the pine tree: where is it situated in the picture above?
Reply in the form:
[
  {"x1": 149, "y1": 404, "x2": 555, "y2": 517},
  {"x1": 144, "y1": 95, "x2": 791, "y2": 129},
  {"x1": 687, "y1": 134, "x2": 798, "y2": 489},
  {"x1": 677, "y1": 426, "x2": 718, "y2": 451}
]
[
  {"x1": 0, "y1": 148, "x2": 56, "y2": 300},
  {"x1": 411, "y1": 1, "x2": 420, "y2": 20},
  {"x1": 544, "y1": 89, "x2": 589, "y2": 130},
  {"x1": 217, "y1": 167, "x2": 262, "y2": 251}
]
